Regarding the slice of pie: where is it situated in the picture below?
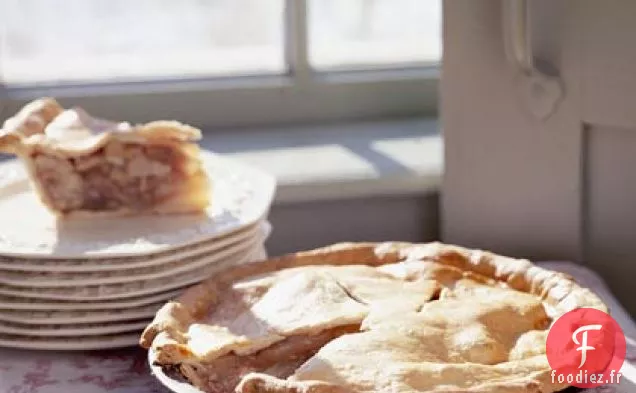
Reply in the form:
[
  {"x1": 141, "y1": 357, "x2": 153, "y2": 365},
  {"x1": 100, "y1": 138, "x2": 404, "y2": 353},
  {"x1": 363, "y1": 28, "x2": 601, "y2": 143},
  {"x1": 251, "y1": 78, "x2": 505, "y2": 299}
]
[
  {"x1": 141, "y1": 242, "x2": 607, "y2": 393},
  {"x1": 0, "y1": 98, "x2": 210, "y2": 217}
]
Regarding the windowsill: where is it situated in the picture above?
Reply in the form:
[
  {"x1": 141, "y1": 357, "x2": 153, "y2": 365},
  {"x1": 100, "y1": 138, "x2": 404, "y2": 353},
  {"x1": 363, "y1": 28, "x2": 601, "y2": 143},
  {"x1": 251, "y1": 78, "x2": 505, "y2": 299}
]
[
  {"x1": 0, "y1": 117, "x2": 442, "y2": 205},
  {"x1": 203, "y1": 117, "x2": 442, "y2": 204}
]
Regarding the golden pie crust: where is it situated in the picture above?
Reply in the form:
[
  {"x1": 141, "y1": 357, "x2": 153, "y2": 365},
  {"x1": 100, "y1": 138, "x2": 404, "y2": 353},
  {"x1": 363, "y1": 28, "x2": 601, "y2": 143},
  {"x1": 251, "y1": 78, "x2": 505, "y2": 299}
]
[
  {"x1": 141, "y1": 242, "x2": 607, "y2": 393},
  {"x1": 0, "y1": 98, "x2": 209, "y2": 217}
]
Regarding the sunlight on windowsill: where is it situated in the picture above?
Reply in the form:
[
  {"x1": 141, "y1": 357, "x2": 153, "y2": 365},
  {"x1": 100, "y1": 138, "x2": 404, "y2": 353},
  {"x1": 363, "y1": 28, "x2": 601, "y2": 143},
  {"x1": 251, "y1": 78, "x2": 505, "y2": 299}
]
[{"x1": 203, "y1": 117, "x2": 442, "y2": 204}]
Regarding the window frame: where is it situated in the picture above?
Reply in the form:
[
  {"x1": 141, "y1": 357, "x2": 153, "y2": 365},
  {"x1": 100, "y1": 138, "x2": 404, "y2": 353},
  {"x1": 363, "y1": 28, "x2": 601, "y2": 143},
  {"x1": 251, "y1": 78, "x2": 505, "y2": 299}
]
[{"x1": 0, "y1": 0, "x2": 439, "y2": 129}]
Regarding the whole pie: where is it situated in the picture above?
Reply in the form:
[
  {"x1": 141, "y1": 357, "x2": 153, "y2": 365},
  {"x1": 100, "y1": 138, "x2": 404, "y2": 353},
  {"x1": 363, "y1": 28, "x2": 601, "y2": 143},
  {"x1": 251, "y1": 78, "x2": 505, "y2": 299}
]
[
  {"x1": 0, "y1": 98, "x2": 209, "y2": 217},
  {"x1": 141, "y1": 242, "x2": 606, "y2": 393}
]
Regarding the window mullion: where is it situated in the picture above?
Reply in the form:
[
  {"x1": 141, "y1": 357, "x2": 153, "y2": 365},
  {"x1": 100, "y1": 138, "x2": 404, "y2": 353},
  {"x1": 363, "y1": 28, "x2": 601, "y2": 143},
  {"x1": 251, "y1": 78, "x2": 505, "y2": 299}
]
[{"x1": 284, "y1": 0, "x2": 311, "y2": 83}]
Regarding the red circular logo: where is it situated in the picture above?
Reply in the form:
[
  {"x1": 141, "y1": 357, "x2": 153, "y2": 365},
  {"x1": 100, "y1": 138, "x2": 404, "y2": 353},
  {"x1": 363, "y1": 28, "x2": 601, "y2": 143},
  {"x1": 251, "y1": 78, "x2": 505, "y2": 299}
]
[{"x1": 546, "y1": 308, "x2": 626, "y2": 388}]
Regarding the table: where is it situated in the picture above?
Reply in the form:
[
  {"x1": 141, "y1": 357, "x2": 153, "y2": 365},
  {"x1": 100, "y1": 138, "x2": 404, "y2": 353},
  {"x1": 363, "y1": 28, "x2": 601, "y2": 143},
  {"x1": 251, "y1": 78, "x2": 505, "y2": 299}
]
[{"x1": 0, "y1": 262, "x2": 634, "y2": 393}]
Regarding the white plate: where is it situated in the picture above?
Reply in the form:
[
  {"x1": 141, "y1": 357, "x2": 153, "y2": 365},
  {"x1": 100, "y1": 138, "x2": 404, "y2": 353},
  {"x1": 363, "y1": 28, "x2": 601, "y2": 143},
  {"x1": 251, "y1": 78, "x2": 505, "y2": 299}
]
[
  {"x1": 0, "y1": 221, "x2": 262, "y2": 272},
  {"x1": 0, "y1": 241, "x2": 262, "y2": 301},
  {"x1": 0, "y1": 303, "x2": 161, "y2": 324},
  {"x1": 0, "y1": 332, "x2": 140, "y2": 350},
  {"x1": 0, "y1": 320, "x2": 149, "y2": 336},
  {"x1": 0, "y1": 289, "x2": 183, "y2": 311},
  {"x1": 0, "y1": 229, "x2": 262, "y2": 287},
  {"x1": 0, "y1": 152, "x2": 275, "y2": 258}
]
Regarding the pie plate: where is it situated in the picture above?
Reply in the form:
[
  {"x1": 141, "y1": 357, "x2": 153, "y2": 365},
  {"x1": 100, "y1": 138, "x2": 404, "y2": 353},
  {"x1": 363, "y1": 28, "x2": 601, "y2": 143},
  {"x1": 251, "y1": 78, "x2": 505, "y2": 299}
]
[
  {"x1": 0, "y1": 151, "x2": 275, "y2": 258},
  {"x1": 148, "y1": 353, "x2": 600, "y2": 393},
  {"x1": 142, "y1": 242, "x2": 611, "y2": 393},
  {"x1": 148, "y1": 355, "x2": 589, "y2": 393},
  {"x1": 149, "y1": 349, "x2": 204, "y2": 393}
]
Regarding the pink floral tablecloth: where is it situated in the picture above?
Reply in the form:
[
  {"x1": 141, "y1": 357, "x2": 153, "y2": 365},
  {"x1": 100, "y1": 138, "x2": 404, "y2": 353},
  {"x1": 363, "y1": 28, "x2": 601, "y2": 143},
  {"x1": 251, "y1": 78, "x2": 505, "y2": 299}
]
[
  {"x1": 0, "y1": 347, "x2": 163, "y2": 393},
  {"x1": 0, "y1": 262, "x2": 634, "y2": 393}
]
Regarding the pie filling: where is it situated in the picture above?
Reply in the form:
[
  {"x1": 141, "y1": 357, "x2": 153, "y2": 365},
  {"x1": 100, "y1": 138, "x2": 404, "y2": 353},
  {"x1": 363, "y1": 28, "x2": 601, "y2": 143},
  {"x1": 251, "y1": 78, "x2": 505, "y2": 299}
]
[
  {"x1": 0, "y1": 98, "x2": 209, "y2": 216},
  {"x1": 31, "y1": 141, "x2": 200, "y2": 213},
  {"x1": 179, "y1": 325, "x2": 361, "y2": 393}
]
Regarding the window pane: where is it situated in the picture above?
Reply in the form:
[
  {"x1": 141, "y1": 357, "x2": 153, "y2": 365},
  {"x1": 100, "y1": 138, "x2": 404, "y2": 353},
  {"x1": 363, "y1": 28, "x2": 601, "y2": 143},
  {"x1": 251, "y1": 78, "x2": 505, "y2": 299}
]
[
  {"x1": 308, "y1": 0, "x2": 441, "y2": 70},
  {"x1": 0, "y1": 0, "x2": 284, "y2": 85}
]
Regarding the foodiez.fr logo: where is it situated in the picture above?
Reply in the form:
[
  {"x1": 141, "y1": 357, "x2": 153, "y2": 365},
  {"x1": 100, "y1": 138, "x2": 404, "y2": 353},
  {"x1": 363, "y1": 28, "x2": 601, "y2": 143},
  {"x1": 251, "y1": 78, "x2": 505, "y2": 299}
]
[{"x1": 546, "y1": 308, "x2": 626, "y2": 388}]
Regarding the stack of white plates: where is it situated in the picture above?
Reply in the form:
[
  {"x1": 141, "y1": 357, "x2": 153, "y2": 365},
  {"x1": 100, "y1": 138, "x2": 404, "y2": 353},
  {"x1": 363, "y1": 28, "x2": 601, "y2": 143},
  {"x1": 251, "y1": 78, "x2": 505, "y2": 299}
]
[{"x1": 0, "y1": 152, "x2": 275, "y2": 350}]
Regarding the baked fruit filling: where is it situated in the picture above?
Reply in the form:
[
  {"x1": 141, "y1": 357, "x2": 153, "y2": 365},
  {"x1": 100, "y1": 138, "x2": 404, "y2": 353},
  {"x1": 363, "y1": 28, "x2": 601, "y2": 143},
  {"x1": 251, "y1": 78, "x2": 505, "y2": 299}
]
[
  {"x1": 179, "y1": 325, "x2": 361, "y2": 393},
  {"x1": 30, "y1": 138, "x2": 205, "y2": 213},
  {"x1": 142, "y1": 243, "x2": 605, "y2": 393},
  {"x1": 0, "y1": 98, "x2": 209, "y2": 216}
]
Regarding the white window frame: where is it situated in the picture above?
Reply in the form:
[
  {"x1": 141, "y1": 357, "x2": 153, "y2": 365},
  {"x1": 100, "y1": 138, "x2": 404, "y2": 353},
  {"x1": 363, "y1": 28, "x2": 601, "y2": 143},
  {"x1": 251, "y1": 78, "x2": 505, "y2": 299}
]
[{"x1": 0, "y1": 0, "x2": 439, "y2": 129}]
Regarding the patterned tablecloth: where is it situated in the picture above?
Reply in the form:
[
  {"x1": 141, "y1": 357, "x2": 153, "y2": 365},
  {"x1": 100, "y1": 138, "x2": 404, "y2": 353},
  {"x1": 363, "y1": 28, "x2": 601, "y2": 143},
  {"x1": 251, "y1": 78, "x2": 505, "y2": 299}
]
[{"x1": 0, "y1": 262, "x2": 634, "y2": 393}]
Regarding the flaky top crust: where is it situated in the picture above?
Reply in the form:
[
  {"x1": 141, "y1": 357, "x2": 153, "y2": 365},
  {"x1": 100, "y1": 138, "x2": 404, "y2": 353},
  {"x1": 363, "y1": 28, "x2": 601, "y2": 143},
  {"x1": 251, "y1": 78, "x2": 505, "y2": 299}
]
[
  {"x1": 0, "y1": 97, "x2": 201, "y2": 157},
  {"x1": 141, "y1": 242, "x2": 606, "y2": 393}
]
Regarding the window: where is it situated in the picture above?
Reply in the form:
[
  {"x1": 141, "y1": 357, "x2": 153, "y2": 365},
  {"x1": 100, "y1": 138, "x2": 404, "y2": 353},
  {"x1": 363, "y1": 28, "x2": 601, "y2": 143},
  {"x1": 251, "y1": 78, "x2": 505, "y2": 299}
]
[
  {"x1": 309, "y1": 0, "x2": 441, "y2": 70},
  {"x1": 0, "y1": 0, "x2": 285, "y2": 83},
  {"x1": 0, "y1": 0, "x2": 441, "y2": 128}
]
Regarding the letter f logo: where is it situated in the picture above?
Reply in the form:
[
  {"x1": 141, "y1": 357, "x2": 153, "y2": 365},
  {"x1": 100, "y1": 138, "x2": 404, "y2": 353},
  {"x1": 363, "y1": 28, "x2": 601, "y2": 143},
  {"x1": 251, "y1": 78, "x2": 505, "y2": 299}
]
[{"x1": 572, "y1": 324, "x2": 602, "y2": 368}]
